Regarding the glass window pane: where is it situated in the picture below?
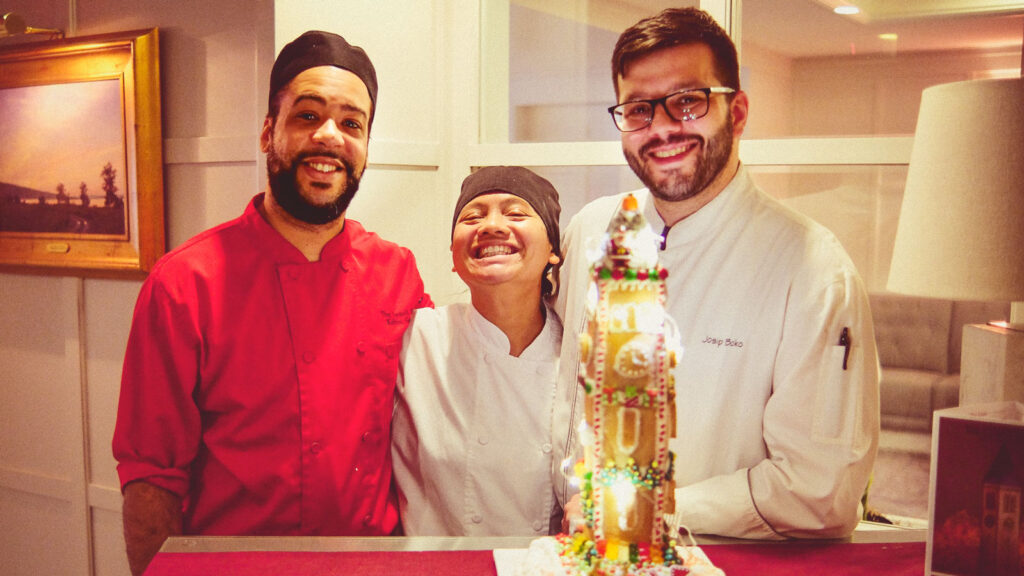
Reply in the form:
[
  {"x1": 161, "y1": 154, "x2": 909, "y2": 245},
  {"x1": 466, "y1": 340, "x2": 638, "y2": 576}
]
[
  {"x1": 748, "y1": 165, "x2": 908, "y2": 292},
  {"x1": 523, "y1": 164, "x2": 906, "y2": 293},
  {"x1": 740, "y1": 1, "x2": 1024, "y2": 138},
  {"x1": 523, "y1": 165, "x2": 643, "y2": 228},
  {"x1": 507, "y1": 1, "x2": 699, "y2": 143}
]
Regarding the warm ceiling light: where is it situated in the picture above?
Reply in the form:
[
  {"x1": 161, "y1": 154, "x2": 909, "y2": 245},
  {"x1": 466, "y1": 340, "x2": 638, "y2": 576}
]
[
  {"x1": 834, "y1": 5, "x2": 860, "y2": 15},
  {"x1": 878, "y1": 33, "x2": 898, "y2": 41}
]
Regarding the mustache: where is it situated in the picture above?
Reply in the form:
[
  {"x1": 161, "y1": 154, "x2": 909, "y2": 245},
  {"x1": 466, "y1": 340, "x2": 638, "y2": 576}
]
[{"x1": 639, "y1": 134, "x2": 704, "y2": 157}]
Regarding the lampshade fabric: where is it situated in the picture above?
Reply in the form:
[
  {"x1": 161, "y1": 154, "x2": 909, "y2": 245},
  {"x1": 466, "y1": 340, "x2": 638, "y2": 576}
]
[{"x1": 887, "y1": 77, "x2": 1024, "y2": 301}]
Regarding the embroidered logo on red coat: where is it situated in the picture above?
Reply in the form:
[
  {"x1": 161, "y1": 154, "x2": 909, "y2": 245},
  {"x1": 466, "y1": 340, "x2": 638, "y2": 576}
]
[{"x1": 381, "y1": 309, "x2": 413, "y2": 325}]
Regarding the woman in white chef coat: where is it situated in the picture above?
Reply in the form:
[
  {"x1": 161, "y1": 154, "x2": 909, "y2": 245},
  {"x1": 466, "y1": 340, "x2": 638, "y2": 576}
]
[{"x1": 391, "y1": 166, "x2": 572, "y2": 536}]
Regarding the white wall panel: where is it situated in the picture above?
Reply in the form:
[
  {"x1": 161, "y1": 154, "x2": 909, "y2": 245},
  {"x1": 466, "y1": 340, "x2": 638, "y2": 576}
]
[
  {"x1": 75, "y1": 1, "x2": 272, "y2": 139},
  {"x1": 84, "y1": 278, "x2": 142, "y2": 490},
  {"x1": 163, "y1": 162, "x2": 261, "y2": 249},
  {"x1": 0, "y1": 489, "x2": 77, "y2": 575},
  {"x1": 199, "y1": 28, "x2": 263, "y2": 138},
  {"x1": 274, "y1": 0, "x2": 441, "y2": 144},
  {"x1": 0, "y1": 275, "x2": 78, "y2": 478},
  {"x1": 348, "y1": 167, "x2": 465, "y2": 304},
  {"x1": 91, "y1": 507, "x2": 131, "y2": 576}
]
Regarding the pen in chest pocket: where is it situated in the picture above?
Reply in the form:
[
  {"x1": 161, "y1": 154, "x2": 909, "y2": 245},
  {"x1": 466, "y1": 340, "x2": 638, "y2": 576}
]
[{"x1": 839, "y1": 327, "x2": 851, "y2": 370}]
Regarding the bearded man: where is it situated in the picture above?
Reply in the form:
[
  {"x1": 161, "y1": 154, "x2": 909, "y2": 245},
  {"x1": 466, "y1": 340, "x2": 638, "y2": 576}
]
[
  {"x1": 113, "y1": 31, "x2": 432, "y2": 576},
  {"x1": 554, "y1": 8, "x2": 880, "y2": 541}
]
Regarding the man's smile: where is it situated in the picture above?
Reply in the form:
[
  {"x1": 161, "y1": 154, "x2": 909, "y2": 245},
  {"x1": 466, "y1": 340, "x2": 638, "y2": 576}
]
[
  {"x1": 651, "y1": 141, "x2": 699, "y2": 160},
  {"x1": 644, "y1": 137, "x2": 701, "y2": 162},
  {"x1": 305, "y1": 160, "x2": 341, "y2": 173},
  {"x1": 300, "y1": 155, "x2": 344, "y2": 177}
]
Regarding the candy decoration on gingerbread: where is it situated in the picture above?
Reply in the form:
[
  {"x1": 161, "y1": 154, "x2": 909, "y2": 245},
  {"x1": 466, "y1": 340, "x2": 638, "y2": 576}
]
[{"x1": 572, "y1": 193, "x2": 681, "y2": 571}]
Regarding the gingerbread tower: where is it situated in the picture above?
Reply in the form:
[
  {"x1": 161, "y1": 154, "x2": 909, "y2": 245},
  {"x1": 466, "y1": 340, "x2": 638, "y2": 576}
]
[{"x1": 574, "y1": 193, "x2": 679, "y2": 566}]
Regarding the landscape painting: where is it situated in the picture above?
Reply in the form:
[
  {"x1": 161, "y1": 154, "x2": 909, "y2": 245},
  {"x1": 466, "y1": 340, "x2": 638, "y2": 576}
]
[
  {"x1": 0, "y1": 28, "x2": 164, "y2": 277},
  {"x1": 0, "y1": 79, "x2": 129, "y2": 237}
]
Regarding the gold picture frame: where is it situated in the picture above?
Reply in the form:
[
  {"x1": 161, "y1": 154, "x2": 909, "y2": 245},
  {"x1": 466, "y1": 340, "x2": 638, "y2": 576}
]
[{"x1": 0, "y1": 28, "x2": 164, "y2": 278}]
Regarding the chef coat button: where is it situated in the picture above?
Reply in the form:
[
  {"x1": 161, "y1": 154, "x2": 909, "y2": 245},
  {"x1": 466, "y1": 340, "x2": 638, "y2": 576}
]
[
  {"x1": 477, "y1": 436, "x2": 488, "y2": 446},
  {"x1": 340, "y1": 261, "x2": 349, "y2": 272},
  {"x1": 472, "y1": 514, "x2": 483, "y2": 524},
  {"x1": 536, "y1": 365, "x2": 547, "y2": 375},
  {"x1": 542, "y1": 443, "x2": 552, "y2": 454},
  {"x1": 310, "y1": 442, "x2": 322, "y2": 455},
  {"x1": 532, "y1": 521, "x2": 543, "y2": 532},
  {"x1": 385, "y1": 345, "x2": 396, "y2": 359},
  {"x1": 361, "y1": 431, "x2": 372, "y2": 443},
  {"x1": 287, "y1": 269, "x2": 300, "y2": 281},
  {"x1": 356, "y1": 342, "x2": 366, "y2": 355},
  {"x1": 362, "y1": 514, "x2": 372, "y2": 526},
  {"x1": 302, "y1": 351, "x2": 316, "y2": 363}
]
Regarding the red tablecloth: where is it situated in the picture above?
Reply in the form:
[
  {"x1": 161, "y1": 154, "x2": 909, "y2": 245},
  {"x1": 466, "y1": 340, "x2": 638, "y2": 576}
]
[
  {"x1": 145, "y1": 550, "x2": 497, "y2": 575},
  {"x1": 705, "y1": 541, "x2": 925, "y2": 575},
  {"x1": 144, "y1": 541, "x2": 926, "y2": 575}
]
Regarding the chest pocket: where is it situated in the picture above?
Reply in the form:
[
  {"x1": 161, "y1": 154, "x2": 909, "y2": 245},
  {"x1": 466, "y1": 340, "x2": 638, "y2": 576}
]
[{"x1": 812, "y1": 345, "x2": 860, "y2": 444}]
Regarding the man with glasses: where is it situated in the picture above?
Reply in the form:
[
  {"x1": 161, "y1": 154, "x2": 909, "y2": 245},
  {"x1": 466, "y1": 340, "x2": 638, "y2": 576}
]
[{"x1": 555, "y1": 8, "x2": 879, "y2": 540}]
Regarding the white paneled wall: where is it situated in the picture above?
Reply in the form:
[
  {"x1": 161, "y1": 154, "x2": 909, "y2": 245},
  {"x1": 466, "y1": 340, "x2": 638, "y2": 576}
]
[
  {"x1": 0, "y1": 1, "x2": 273, "y2": 575},
  {"x1": 0, "y1": 275, "x2": 88, "y2": 576}
]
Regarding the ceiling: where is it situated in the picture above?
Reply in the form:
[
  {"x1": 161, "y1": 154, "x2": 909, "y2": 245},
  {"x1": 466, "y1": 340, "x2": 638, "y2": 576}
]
[
  {"x1": 516, "y1": 0, "x2": 1024, "y2": 59},
  {"x1": 810, "y1": 0, "x2": 1024, "y2": 21},
  {"x1": 743, "y1": 0, "x2": 1024, "y2": 57}
]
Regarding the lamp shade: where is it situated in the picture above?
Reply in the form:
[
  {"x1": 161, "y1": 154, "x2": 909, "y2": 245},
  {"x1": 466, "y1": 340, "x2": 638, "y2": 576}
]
[{"x1": 887, "y1": 78, "x2": 1024, "y2": 301}]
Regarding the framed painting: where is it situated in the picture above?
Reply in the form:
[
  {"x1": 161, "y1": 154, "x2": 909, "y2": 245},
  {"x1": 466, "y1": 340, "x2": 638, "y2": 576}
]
[{"x1": 0, "y1": 28, "x2": 164, "y2": 278}]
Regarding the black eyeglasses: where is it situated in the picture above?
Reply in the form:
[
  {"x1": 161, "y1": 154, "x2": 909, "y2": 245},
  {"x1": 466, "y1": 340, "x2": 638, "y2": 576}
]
[{"x1": 608, "y1": 87, "x2": 736, "y2": 132}]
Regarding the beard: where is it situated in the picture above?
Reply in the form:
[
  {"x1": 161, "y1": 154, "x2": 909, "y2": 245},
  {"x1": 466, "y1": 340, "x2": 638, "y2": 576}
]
[
  {"x1": 266, "y1": 142, "x2": 362, "y2": 225},
  {"x1": 625, "y1": 114, "x2": 734, "y2": 203}
]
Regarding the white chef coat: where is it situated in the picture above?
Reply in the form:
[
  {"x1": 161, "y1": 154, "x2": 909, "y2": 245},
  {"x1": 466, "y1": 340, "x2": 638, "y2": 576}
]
[
  {"x1": 554, "y1": 165, "x2": 880, "y2": 539},
  {"x1": 392, "y1": 302, "x2": 570, "y2": 536}
]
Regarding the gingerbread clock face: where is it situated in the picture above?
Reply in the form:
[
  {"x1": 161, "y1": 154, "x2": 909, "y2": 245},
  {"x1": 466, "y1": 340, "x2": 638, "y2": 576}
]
[{"x1": 612, "y1": 334, "x2": 656, "y2": 380}]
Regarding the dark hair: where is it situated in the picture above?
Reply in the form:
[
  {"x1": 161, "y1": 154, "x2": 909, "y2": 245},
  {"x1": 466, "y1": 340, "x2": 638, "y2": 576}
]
[{"x1": 611, "y1": 8, "x2": 740, "y2": 97}]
